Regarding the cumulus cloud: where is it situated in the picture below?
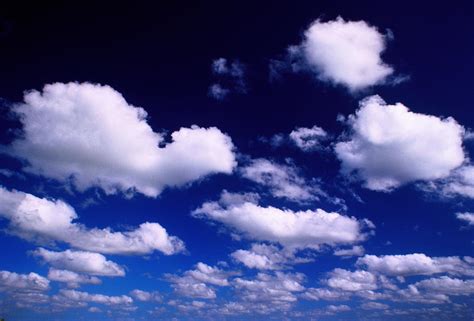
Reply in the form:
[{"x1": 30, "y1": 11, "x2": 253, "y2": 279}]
[
  {"x1": 193, "y1": 191, "x2": 373, "y2": 249},
  {"x1": 333, "y1": 245, "x2": 365, "y2": 258},
  {"x1": 240, "y1": 158, "x2": 324, "y2": 203},
  {"x1": 129, "y1": 289, "x2": 162, "y2": 302},
  {"x1": 440, "y1": 166, "x2": 474, "y2": 198},
  {"x1": 413, "y1": 276, "x2": 474, "y2": 296},
  {"x1": 357, "y1": 253, "x2": 474, "y2": 277},
  {"x1": 0, "y1": 270, "x2": 49, "y2": 292},
  {"x1": 54, "y1": 289, "x2": 133, "y2": 306},
  {"x1": 33, "y1": 248, "x2": 125, "y2": 277},
  {"x1": 0, "y1": 186, "x2": 185, "y2": 255},
  {"x1": 231, "y1": 243, "x2": 313, "y2": 270},
  {"x1": 7, "y1": 82, "x2": 236, "y2": 197},
  {"x1": 166, "y1": 262, "x2": 234, "y2": 299},
  {"x1": 287, "y1": 17, "x2": 394, "y2": 91},
  {"x1": 456, "y1": 212, "x2": 474, "y2": 226},
  {"x1": 335, "y1": 95, "x2": 465, "y2": 191},
  {"x1": 232, "y1": 272, "x2": 305, "y2": 304},
  {"x1": 327, "y1": 269, "x2": 378, "y2": 292},
  {"x1": 47, "y1": 269, "x2": 101, "y2": 288},
  {"x1": 289, "y1": 125, "x2": 328, "y2": 152}
]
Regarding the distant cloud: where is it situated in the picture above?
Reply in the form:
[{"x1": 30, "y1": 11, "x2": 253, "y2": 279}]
[
  {"x1": 356, "y1": 253, "x2": 474, "y2": 277},
  {"x1": 289, "y1": 125, "x2": 328, "y2": 152},
  {"x1": 327, "y1": 269, "x2": 378, "y2": 292},
  {"x1": 0, "y1": 187, "x2": 185, "y2": 255},
  {"x1": 129, "y1": 289, "x2": 162, "y2": 302},
  {"x1": 33, "y1": 248, "x2": 125, "y2": 277},
  {"x1": 208, "y1": 58, "x2": 247, "y2": 100},
  {"x1": 231, "y1": 243, "x2": 313, "y2": 270},
  {"x1": 53, "y1": 289, "x2": 133, "y2": 306},
  {"x1": 280, "y1": 17, "x2": 394, "y2": 91},
  {"x1": 193, "y1": 191, "x2": 373, "y2": 249},
  {"x1": 240, "y1": 158, "x2": 324, "y2": 203},
  {"x1": 47, "y1": 269, "x2": 101, "y2": 288},
  {"x1": 0, "y1": 270, "x2": 49, "y2": 292},
  {"x1": 333, "y1": 245, "x2": 365, "y2": 258},
  {"x1": 335, "y1": 95, "x2": 465, "y2": 191},
  {"x1": 7, "y1": 82, "x2": 236, "y2": 197},
  {"x1": 456, "y1": 212, "x2": 474, "y2": 226}
]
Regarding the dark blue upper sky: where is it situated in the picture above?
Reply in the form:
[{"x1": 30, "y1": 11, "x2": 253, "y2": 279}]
[{"x1": 0, "y1": 1, "x2": 473, "y2": 320}]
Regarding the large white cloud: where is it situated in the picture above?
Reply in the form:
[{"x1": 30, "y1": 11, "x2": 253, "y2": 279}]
[
  {"x1": 8, "y1": 82, "x2": 236, "y2": 197},
  {"x1": 292, "y1": 17, "x2": 393, "y2": 91},
  {"x1": 193, "y1": 191, "x2": 373, "y2": 249},
  {"x1": 335, "y1": 96, "x2": 465, "y2": 191},
  {"x1": 0, "y1": 186, "x2": 185, "y2": 255},
  {"x1": 356, "y1": 253, "x2": 474, "y2": 277},
  {"x1": 33, "y1": 248, "x2": 125, "y2": 277}
]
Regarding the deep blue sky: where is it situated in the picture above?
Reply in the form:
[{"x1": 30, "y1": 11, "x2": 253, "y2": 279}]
[{"x1": 0, "y1": 1, "x2": 473, "y2": 320}]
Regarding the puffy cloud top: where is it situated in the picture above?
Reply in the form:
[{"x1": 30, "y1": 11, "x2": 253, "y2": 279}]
[
  {"x1": 296, "y1": 17, "x2": 393, "y2": 91},
  {"x1": 193, "y1": 191, "x2": 373, "y2": 249},
  {"x1": 9, "y1": 82, "x2": 236, "y2": 197},
  {"x1": 335, "y1": 96, "x2": 465, "y2": 191}
]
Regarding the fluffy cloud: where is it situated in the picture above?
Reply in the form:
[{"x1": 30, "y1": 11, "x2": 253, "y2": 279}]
[
  {"x1": 240, "y1": 159, "x2": 323, "y2": 203},
  {"x1": 327, "y1": 269, "x2": 378, "y2": 292},
  {"x1": 335, "y1": 96, "x2": 465, "y2": 191},
  {"x1": 0, "y1": 187, "x2": 185, "y2": 255},
  {"x1": 8, "y1": 82, "x2": 236, "y2": 197},
  {"x1": 47, "y1": 269, "x2": 101, "y2": 288},
  {"x1": 456, "y1": 212, "x2": 474, "y2": 226},
  {"x1": 333, "y1": 245, "x2": 365, "y2": 258},
  {"x1": 193, "y1": 191, "x2": 373, "y2": 249},
  {"x1": 289, "y1": 125, "x2": 328, "y2": 152},
  {"x1": 0, "y1": 270, "x2": 49, "y2": 292},
  {"x1": 357, "y1": 253, "x2": 474, "y2": 277},
  {"x1": 290, "y1": 17, "x2": 393, "y2": 91},
  {"x1": 54, "y1": 289, "x2": 133, "y2": 306},
  {"x1": 33, "y1": 248, "x2": 125, "y2": 277},
  {"x1": 231, "y1": 243, "x2": 313, "y2": 270},
  {"x1": 166, "y1": 262, "x2": 233, "y2": 299},
  {"x1": 302, "y1": 288, "x2": 350, "y2": 301},
  {"x1": 232, "y1": 272, "x2": 305, "y2": 304},
  {"x1": 413, "y1": 276, "x2": 474, "y2": 296},
  {"x1": 129, "y1": 289, "x2": 162, "y2": 302}
]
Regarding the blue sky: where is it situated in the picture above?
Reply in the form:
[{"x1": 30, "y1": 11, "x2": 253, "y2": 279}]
[{"x1": 0, "y1": 1, "x2": 473, "y2": 320}]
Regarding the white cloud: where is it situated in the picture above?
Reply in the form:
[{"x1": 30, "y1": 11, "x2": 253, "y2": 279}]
[
  {"x1": 291, "y1": 17, "x2": 393, "y2": 91},
  {"x1": 193, "y1": 191, "x2": 373, "y2": 249},
  {"x1": 129, "y1": 289, "x2": 162, "y2": 302},
  {"x1": 326, "y1": 304, "x2": 351, "y2": 313},
  {"x1": 33, "y1": 248, "x2": 125, "y2": 277},
  {"x1": 240, "y1": 158, "x2": 323, "y2": 203},
  {"x1": 166, "y1": 262, "x2": 233, "y2": 299},
  {"x1": 231, "y1": 243, "x2": 313, "y2": 270},
  {"x1": 8, "y1": 82, "x2": 236, "y2": 197},
  {"x1": 209, "y1": 58, "x2": 246, "y2": 100},
  {"x1": 361, "y1": 302, "x2": 389, "y2": 310},
  {"x1": 456, "y1": 212, "x2": 474, "y2": 226},
  {"x1": 302, "y1": 288, "x2": 350, "y2": 301},
  {"x1": 333, "y1": 245, "x2": 365, "y2": 258},
  {"x1": 413, "y1": 276, "x2": 474, "y2": 296},
  {"x1": 0, "y1": 186, "x2": 185, "y2": 255},
  {"x1": 357, "y1": 253, "x2": 474, "y2": 277},
  {"x1": 327, "y1": 269, "x2": 378, "y2": 292},
  {"x1": 289, "y1": 125, "x2": 328, "y2": 152},
  {"x1": 0, "y1": 270, "x2": 49, "y2": 292},
  {"x1": 232, "y1": 272, "x2": 305, "y2": 303},
  {"x1": 54, "y1": 289, "x2": 133, "y2": 306},
  {"x1": 335, "y1": 95, "x2": 465, "y2": 191},
  {"x1": 47, "y1": 268, "x2": 101, "y2": 288}
]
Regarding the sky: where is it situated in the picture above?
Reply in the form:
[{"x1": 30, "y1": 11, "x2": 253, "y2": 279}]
[{"x1": 0, "y1": 1, "x2": 473, "y2": 320}]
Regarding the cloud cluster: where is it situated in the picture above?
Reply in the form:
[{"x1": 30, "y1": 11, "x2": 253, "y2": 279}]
[
  {"x1": 8, "y1": 82, "x2": 236, "y2": 197},
  {"x1": 290, "y1": 17, "x2": 393, "y2": 91},
  {"x1": 0, "y1": 187, "x2": 185, "y2": 255},
  {"x1": 335, "y1": 96, "x2": 465, "y2": 191},
  {"x1": 193, "y1": 191, "x2": 373, "y2": 249},
  {"x1": 33, "y1": 248, "x2": 125, "y2": 276}
]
